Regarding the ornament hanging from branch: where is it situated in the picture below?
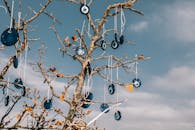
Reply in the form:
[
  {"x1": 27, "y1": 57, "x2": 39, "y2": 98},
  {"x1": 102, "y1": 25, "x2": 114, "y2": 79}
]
[
  {"x1": 100, "y1": 23, "x2": 107, "y2": 51},
  {"x1": 80, "y1": 0, "x2": 90, "y2": 15},
  {"x1": 1, "y1": 0, "x2": 19, "y2": 46},
  {"x1": 81, "y1": 92, "x2": 94, "y2": 109},
  {"x1": 76, "y1": 20, "x2": 85, "y2": 56},
  {"x1": 131, "y1": 55, "x2": 142, "y2": 88},
  {"x1": 13, "y1": 56, "x2": 18, "y2": 69}
]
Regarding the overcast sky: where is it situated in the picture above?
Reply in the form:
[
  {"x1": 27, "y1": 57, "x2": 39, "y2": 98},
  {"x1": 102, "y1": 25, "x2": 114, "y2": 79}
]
[{"x1": 0, "y1": 0, "x2": 195, "y2": 130}]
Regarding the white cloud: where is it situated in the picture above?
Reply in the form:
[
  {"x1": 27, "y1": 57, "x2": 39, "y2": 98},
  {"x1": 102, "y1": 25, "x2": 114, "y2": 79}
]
[
  {"x1": 154, "y1": 1, "x2": 195, "y2": 43},
  {"x1": 91, "y1": 90, "x2": 194, "y2": 130},
  {"x1": 151, "y1": 66, "x2": 195, "y2": 93},
  {"x1": 90, "y1": 65, "x2": 195, "y2": 130},
  {"x1": 129, "y1": 21, "x2": 149, "y2": 32}
]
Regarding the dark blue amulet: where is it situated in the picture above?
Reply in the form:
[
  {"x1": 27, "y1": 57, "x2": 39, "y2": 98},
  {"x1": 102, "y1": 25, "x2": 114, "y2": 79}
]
[
  {"x1": 81, "y1": 92, "x2": 94, "y2": 109},
  {"x1": 13, "y1": 56, "x2": 18, "y2": 69},
  {"x1": 114, "y1": 110, "x2": 122, "y2": 121},
  {"x1": 100, "y1": 40, "x2": 107, "y2": 50},
  {"x1": 111, "y1": 40, "x2": 119, "y2": 49},
  {"x1": 4, "y1": 95, "x2": 9, "y2": 107},
  {"x1": 1, "y1": 28, "x2": 19, "y2": 46},
  {"x1": 108, "y1": 84, "x2": 115, "y2": 95},
  {"x1": 80, "y1": 4, "x2": 90, "y2": 15},
  {"x1": 132, "y1": 78, "x2": 142, "y2": 88},
  {"x1": 44, "y1": 99, "x2": 52, "y2": 109},
  {"x1": 100, "y1": 103, "x2": 109, "y2": 113},
  {"x1": 119, "y1": 35, "x2": 124, "y2": 44},
  {"x1": 14, "y1": 78, "x2": 23, "y2": 89}
]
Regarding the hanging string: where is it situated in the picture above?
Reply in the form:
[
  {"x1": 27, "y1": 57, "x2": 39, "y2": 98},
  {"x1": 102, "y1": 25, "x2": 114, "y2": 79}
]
[
  {"x1": 9, "y1": 0, "x2": 15, "y2": 32},
  {"x1": 110, "y1": 56, "x2": 113, "y2": 84},
  {"x1": 103, "y1": 68, "x2": 106, "y2": 103},
  {"x1": 108, "y1": 56, "x2": 111, "y2": 83},
  {"x1": 87, "y1": 21, "x2": 91, "y2": 38},
  {"x1": 84, "y1": 0, "x2": 87, "y2": 5},
  {"x1": 18, "y1": 10, "x2": 21, "y2": 29},
  {"x1": 116, "y1": 66, "x2": 119, "y2": 104},
  {"x1": 114, "y1": 7, "x2": 118, "y2": 34},
  {"x1": 120, "y1": 7, "x2": 126, "y2": 35},
  {"x1": 86, "y1": 73, "x2": 93, "y2": 93},
  {"x1": 135, "y1": 54, "x2": 138, "y2": 79},
  {"x1": 80, "y1": 20, "x2": 85, "y2": 47},
  {"x1": 47, "y1": 77, "x2": 50, "y2": 100}
]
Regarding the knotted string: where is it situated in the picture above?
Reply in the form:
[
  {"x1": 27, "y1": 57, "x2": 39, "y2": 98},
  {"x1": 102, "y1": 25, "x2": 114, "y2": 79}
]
[
  {"x1": 135, "y1": 54, "x2": 138, "y2": 79},
  {"x1": 116, "y1": 66, "x2": 119, "y2": 104},
  {"x1": 110, "y1": 56, "x2": 113, "y2": 84},
  {"x1": 47, "y1": 76, "x2": 50, "y2": 100},
  {"x1": 9, "y1": 0, "x2": 15, "y2": 32},
  {"x1": 80, "y1": 20, "x2": 85, "y2": 47},
  {"x1": 84, "y1": 0, "x2": 87, "y2": 5},
  {"x1": 87, "y1": 21, "x2": 91, "y2": 38},
  {"x1": 86, "y1": 72, "x2": 93, "y2": 93},
  {"x1": 114, "y1": 7, "x2": 118, "y2": 34},
  {"x1": 120, "y1": 7, "x2": 126, "y2": 35},
  {"x1": 18, "y1": 10, "x2": 21, "y2": 29}
]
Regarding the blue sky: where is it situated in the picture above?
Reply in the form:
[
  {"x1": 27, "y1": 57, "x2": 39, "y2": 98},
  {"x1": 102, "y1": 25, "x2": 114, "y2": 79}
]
[{"x1": 0, "y1": 0, "x2": 195, "y2": 130}]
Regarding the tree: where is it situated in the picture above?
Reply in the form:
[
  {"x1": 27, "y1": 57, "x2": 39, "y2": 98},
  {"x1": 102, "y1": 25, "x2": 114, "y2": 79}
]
[{"x1": 0, "y1": 0, "x2": 149, "y2": 129}]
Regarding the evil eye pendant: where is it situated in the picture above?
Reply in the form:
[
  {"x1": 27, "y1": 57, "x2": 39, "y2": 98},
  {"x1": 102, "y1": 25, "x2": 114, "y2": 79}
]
[
  {"x1": 132, "y1": 78, "x2": 142, "y2": 88},
  {"x1": 4, "y1": 95, "x2": 9, "y2": 107},
  {"x1": 80, "y1": 4, "x2": 90, "y2": 15},
  {"x1": 100, "y1": 103, "x2": 109, "y2": 113},
  {"x1": 119, "y1": 35, "x2": 124, "y2": 44},
  {"x1": 108, "y1": 84, "x2": 115, "y2": 95},
  {"x1": 44, "y1": 99, "x2": 52, "y2": 109},
  {"x1": 21, "y1": 87, "x2": 26, "y2": 97},
  {"x1": 81, "y1": 92, "x2": 94, "y2": 109},
  {"x1": 111, "y1": 40, "x2": 119, "y2": 49},
  {"x1": 13, "y1": 56, "x2": 18, "y2": 69},
  {"x1": 76, "y1": 47, "x2": 85, "y2": 56},
  {"x1": 14, "y1": 78, "x2": 23, "y2": 89},
  {"x1": 114, "y1": 110, "x2": 122, "y2": 121},
  {"x1": 100, "y1": 40, "x2": 107, "y2": 50},
  {"x1": 1, "y1": 28, "x2": 19, "y2": 46}
]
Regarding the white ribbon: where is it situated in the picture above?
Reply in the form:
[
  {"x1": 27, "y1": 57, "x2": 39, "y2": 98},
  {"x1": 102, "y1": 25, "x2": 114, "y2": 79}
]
[
  {"x1": 120, "y1": 8, "x2": 126, "y2": 35},
  {"x1": 9, "y1": 0, "x2": 15, "y2": 32}
]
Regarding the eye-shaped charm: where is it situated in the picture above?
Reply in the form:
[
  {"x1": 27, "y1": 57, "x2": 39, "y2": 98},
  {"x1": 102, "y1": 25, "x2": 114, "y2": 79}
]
[
  {"x1": 44, "y1": 99, "x2": 52, "y2": 109},
  {"x1": 80, "y1": 4, "x2": 90, "y2": 15},
  {"x1": 111, "y1": 40, "x2": 119, "y2": 49},
  {"x1": 21, "y1": 87, "x2": 26, "y2": 97},
  {"x1": 132, "y1": 78, "x2": 142, "y2": 88},
  {"x1": 4, "y1": 95, "x2": 9, "y2": 107},
  {"x1": 119, "y1": 35, "x2": 124, "y2": 44},
  {"x1": 1, "y1": 28, "x2": 19, "y2": 46},
  {"x1": 108, "y1": 84, "x2": 115, "y2": 95},
  {"x1": 13, "y1": 56, "x2": 18, "y2": 69},
  {"x1": 114, "y1": 110, "x2": 122, "y2": 121},
  {"x1": 14, "y1": 78, "x2": 23, "y2": 89},
  {"x1": 100, "y1": 40, "x2": 107, "y2": 50},
  {"x1": 100, "y1": 103, "x2": 109, "y2": 113},
  {"x1": 81, "y1": 92, "x2": 93, "y2": 109},
  {"x1": 76, "y1": 47, "x2": 85, "y2": 56}
]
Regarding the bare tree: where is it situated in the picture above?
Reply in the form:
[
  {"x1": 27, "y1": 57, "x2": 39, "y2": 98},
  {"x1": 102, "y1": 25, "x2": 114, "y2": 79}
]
[{"x1": 0, "y1": 0, "x2": 149, "y2": 129}]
